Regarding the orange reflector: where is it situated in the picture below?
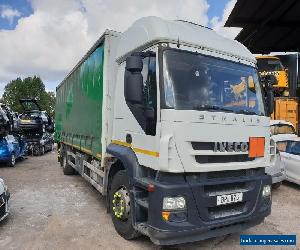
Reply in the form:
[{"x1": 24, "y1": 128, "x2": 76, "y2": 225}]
[
  {"x1": 249, "y1": 137, "x2": 265, "y2": 158},
  {"x1": 147, "y1": 184, "x2": 155, "y2": 192},
  {"x1": 162, "y1": 211, "x2": 170, "y2": 221}
]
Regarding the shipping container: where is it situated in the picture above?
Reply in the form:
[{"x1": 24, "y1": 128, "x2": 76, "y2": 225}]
[{"x1": 271, "y1": 97, "x2": 299, "y2": 133}]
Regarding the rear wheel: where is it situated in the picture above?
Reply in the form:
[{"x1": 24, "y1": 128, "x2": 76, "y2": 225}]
[
  {"x1": 8, "y1": 153, "x2": 16, "y2": 167},
  {"x1": 109, "y1": 170, "x2": 140, "y2": 240},
  {"x1": 62, "y1": 151, "x2": 75, "y2": 175}
]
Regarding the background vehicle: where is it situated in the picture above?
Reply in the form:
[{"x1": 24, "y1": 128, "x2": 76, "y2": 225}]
[
  {"x1": 0, "y1": 107, "x2": 10, "y2": 137},
  {"x1": 0, "y1": 178, "x2": 10, "y2": 221},
  {"x1": 277, "y1": 138, "x2": 300, "y2": 185},
  {"x1": 271, "y1": 98, "x2": 299, "y2": 134},
  {"x1": 25, "y1": 132, "x2": 54, "y2": 156},
  {"x1": 19, "y1": 99, "x2": 53, "y2": 133},
  {"x1": 256, "y1": 56, "x2": 289, "y2": 96},
  {"x1": 56, "y1": 17, "x2": 273, "y2": 245},
  {"x1": 270, "y1": 120, "x2": 297, "y2": 142},
  {"x1": 267, "y1": 141, "x2": 285, "y2": 189},
  {"x1": 0, "y1": 135, "x2": 26, "y2": 167}
]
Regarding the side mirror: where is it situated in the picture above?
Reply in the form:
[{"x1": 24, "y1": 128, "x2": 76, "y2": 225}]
[{"x1": 124, "y1": 55, "x2": 144, "y2": 105}]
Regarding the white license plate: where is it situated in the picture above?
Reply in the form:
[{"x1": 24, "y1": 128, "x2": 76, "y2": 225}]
[{"x1": 217, "y1": 192, "x2": 243, "y2": 206}]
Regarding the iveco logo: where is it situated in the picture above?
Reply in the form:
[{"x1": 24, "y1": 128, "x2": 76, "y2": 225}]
[{"x1": 214, "y1": 142, "x2": 248, "y2": 152}]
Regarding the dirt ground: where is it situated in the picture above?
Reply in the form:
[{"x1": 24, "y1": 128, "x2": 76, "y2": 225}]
[{"x1": 0, "y1": 151, "x2": 299, "y2": 250}]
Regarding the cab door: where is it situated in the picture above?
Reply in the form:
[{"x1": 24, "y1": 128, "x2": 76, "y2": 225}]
[{"x1": 113, "y1": 50, "x2": 160, "y2": 170}]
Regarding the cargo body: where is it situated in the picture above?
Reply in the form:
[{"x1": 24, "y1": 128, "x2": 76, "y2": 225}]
[
  {"x1": 271, "y1": 98, "x2": 299, "y2": 134},
  {"x1": 56, "y1": 17, "x2": 272, "y2": 245}
]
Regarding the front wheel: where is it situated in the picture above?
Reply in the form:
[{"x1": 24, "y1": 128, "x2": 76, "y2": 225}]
[
  {"x1": 109, "y1": 170, "x2": 140, "y2": 240},
  {"x1": 8, "y1": 153, "x2": 16, "y2": 167},
  {"x1": 272, "y1": 182, "x2": 282, "y2": 189}
]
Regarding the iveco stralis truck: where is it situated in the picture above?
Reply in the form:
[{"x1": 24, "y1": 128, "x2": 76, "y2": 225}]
[{"x1": 55, "y1": 17, "x2": 274, "y2": 245}]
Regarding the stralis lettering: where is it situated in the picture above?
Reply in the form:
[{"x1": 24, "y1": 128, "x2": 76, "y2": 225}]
[
  {"x1": 199, "y1": 114, "x2": 260, "y2": 124},
  {"x1": 214, "y1": 142, "x2": 249, "y2": 152}
]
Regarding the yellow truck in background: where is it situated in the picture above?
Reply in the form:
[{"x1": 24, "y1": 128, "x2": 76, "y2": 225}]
[{"x1": 256, "y1": 56, "x2": 289, "y2": 96}]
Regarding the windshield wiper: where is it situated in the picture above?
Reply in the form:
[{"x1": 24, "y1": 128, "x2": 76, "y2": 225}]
[
  {"x1": 234, "y1": 109, "x2": 263, "y2": 116},
  {"x1": 193, "y1": 105, "x2": 233, "y2": 113}
]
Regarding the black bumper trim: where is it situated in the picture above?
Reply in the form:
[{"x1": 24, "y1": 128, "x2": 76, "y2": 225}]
[{"x1": 147, "y1": 211, "x2": 269, "y2": 246}]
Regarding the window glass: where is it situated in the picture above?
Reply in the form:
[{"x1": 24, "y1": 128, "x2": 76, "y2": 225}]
[
  {"x1": 277, "y1": 141, "x2": 288, "y2": 152},
  {"x1": 162, "y1": 49, "x2": 265, "y2": 115},
  {"x1": 257, "y1": 58, "x2": 284, "y2": 72},
  {"x1": 141, "y1": 56, "x2": 157, "y2": 136},
  {"x1": 288, "y1": 141, "x2": 300, "y2": 155}
]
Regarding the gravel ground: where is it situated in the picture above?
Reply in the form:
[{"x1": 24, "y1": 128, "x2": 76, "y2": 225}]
[{"x1": 0, "y1": 151, "x2": 299, "y2": 250}]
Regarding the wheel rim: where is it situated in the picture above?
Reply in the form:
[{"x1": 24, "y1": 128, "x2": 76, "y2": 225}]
[{"x1": 112, "y1": 186, "x2": 130, "y2": 221}]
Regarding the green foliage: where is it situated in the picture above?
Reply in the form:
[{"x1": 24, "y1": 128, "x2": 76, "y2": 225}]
[{"x1": 2, "y1": 76, "x2": 56, "y2": 117}]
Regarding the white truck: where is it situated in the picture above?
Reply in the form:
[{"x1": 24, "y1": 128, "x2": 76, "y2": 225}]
[{"x1": 56, "y1": 17, "x2": 274, "y2": 245}]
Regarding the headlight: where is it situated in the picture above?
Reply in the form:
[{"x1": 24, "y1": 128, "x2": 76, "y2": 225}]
[
  {"x1": 262, "y1": 185, "x2": 271, "y2": 197},
  {"x1": 163, "y1": 196, "x2": 186, "y2": 210}
]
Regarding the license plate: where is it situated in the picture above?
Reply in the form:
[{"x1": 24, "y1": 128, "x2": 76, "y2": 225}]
[{"x1": 217, "y1": 192, "x2": 243, "y2": 206}]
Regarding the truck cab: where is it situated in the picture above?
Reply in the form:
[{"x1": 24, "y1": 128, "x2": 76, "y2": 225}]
[{"x1": 109, "y1": 18, "x2": 272, "y2": 244}]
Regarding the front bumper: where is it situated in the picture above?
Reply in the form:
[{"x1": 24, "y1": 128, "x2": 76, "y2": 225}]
[
  {"x1": 0, "y1": 190, "x2": 10, "y2": 222},
  {"x1": 271, "y1": 172, "x2": 285, "y2": 184},
  {"x1": 137, "y1": 169, "x2": 272, "y2": 245},
  {"x1": 148, "y1": 213, "x2": 267, "y2": 245}
]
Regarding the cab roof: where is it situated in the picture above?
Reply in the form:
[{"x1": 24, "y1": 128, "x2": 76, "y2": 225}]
[{"x1": 116, "y1": 16, "x2": 255, "y2": 64}]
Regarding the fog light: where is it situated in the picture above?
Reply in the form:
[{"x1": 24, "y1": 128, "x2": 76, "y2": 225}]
[
  {"x1": 163, "y1": 196, "x2": 186, "y2": 210},
  {"x1": 262, "y1": 185, "x2": 271, "y2": 197}
]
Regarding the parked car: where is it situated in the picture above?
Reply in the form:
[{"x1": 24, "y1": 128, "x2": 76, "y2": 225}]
[
  {"x1": 26, "y1": 132, "x2": 54, "y2": 156},
  {"x1": 266, "y1": 120, "x2": 295, "y2": 187},
  {"x1": 0, "y1": 135, "x2": 27, "y2": 167},
  {"x1": 0, "y1": 104, "x2": 19, "y2": 134},
  {"x1": 277, "y1": 138, "x2": 300, "y2": 185},
  {"x1": 0, "y1": 107, "x2": 10, "y2": 137},
  {"x1": 0, "y1": 178, "x2": 10, "y2": 221},
  {"x1": 267, "y1": 148, "x2": 285, "y2": 189},
  {"x1": 19, "y1": 99, "x2": 54, "y2": 133}
]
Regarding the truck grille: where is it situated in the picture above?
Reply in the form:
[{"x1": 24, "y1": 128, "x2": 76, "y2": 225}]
[
  {"x1": 208, "y1": 202, "x2": 247, "y2": 219},
  {"x1": 195, "y1": 155, "x2": 254, "y2": 164},
  {"x1": 190, "y1": 168, "x2": 262, "y2": 221},
  {"x1": 191, "y1": 141, "x2": 255, "y2": 164}
]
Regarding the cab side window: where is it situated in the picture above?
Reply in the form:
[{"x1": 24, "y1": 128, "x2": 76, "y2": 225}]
[{"x1": 141, "y1": 57, "x2": 157, "y2": 136}]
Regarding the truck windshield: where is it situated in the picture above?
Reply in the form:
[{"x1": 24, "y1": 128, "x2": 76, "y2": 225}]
[
  {"x1": 257, "y1": 58, "x2": 284, "y2": 72},
  {"x1": 162, "y1": 49, "x2": 265, "y2": 115}
]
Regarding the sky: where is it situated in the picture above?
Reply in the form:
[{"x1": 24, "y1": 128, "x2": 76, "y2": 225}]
[{"x1": 0, "y1": 0, "x2": 241, "y2": 95}]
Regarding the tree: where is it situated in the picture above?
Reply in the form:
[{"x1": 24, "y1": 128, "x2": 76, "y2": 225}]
[{"x1": 2, "y1": 76, "x2": 56, "y2": 118}]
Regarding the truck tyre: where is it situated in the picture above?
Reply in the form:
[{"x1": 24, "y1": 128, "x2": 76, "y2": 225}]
[
  {"x1": 272, "y1": 182, "x2": 281, "y2": 189},
  {"x1": 40, "y1": 146, "x2": 45, "y2": 156},
  {"x1": 62, "y1": 152, "x2": 75, "y2": 175},
  {"x1": 109, "y1": 170, "x2": 140, "y2": 240},
  {"x1": 8, "y1": 153, "x2": 16, "y2": 167}
]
